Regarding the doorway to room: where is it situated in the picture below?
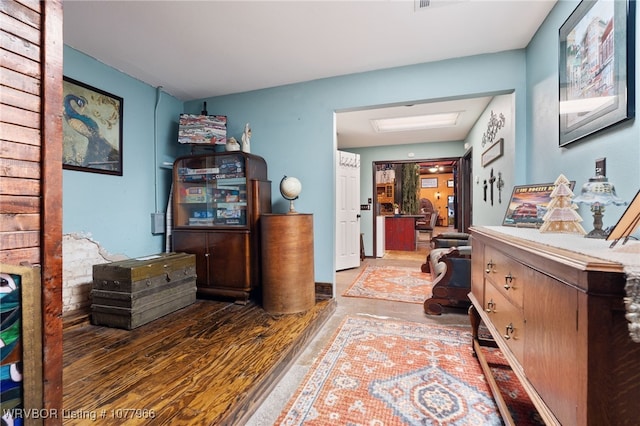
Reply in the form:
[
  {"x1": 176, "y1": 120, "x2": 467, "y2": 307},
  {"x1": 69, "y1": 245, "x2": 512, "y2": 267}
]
[{"x1": 372, "y1": 156, "x2": 466, "y2": 258}]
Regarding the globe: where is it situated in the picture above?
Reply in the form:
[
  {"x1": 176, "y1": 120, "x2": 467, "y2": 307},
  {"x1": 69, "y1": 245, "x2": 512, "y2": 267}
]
[{"x1": 280, "y1": 176, "x2": 302, "y2": 213}]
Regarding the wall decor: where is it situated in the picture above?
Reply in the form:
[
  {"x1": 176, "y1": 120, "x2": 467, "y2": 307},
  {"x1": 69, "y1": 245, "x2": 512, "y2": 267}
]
[
  {"x1": 63, "y1": 77, "x2": 123, "y2": 175},
  {"x1": 503, "y1": 181, "x2": 576, "y2": 227},
  {"x1": 481, "y1": 138, "x2": 504, "y2": 167},
  {"x1": 481, "y1": 110, "x2": 505, "y2": 147},
  {"x1": 421, "y1": 177, "x2": 438, "y2": 188},
  {"x1": 178, "y1": 113, "x2": 227, "y2": 145},
  {"x1": 559, "y1": 0, "x2": 636, "y2": 146},
  {"x1": 447, "y1": 179, "x2": 454, "y2": 188},
  {"x1": 0, "y1": 265, "x2": 42, "y2": 417}
]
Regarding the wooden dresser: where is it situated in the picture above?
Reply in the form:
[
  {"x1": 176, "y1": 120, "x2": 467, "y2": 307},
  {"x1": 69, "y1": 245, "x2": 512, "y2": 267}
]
[{"x1": 468, "y1": 226, "x2": 640, "y2": 426}]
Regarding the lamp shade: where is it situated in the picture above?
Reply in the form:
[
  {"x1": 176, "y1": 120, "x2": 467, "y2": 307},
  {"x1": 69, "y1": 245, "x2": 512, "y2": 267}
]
[{"x1": 572, "y1": 176, "x2": 627, "y2": 207}]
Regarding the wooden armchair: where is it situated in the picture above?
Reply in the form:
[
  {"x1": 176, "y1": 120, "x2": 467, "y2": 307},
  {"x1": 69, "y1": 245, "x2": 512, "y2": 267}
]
[
  {"x1": 415, "y1": 211, "x2": 438, "y2": 247},
  {"x1": 421, "y1": 245, "x2": 471, "y2": 315}
]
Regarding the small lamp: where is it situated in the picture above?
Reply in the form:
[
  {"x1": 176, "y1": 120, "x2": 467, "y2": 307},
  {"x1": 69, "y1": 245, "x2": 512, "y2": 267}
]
[{"x1": 573, "y1": 176, "x2": 627, "y2": 238}]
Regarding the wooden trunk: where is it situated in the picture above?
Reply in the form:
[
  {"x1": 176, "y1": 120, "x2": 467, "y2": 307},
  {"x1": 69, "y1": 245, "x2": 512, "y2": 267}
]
[
  {"x1": 261, "y1": 213, "x2": 315, "y2": 314},
  {"x1": 91, "y1": 252, "x2": 196, "y2": 329}
]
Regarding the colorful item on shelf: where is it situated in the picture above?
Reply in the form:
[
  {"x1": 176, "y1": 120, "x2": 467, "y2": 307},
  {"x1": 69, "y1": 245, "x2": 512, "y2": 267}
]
[{"x1": 177, "y1": 114, "x2": 227, "y2": 145}]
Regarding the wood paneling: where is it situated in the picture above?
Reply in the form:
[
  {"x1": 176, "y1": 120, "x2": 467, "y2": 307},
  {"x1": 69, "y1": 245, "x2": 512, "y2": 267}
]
[
  {"x1": 41, "y1": 0, "x2": 64, "y2": 420},
  {"x1": 1, "y1": 84, "x2": 41, "y2": 111},
  {"x1": 1, "y1": 0, "x2": 64, "y2": 422},
  {"x1": 0, "y1": 195, "x2": 40, "y2": 213}
]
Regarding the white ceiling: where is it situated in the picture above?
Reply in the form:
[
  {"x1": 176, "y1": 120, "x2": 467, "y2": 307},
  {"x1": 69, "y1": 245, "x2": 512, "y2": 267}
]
[{"x1": 63, "y1": 0, "x2": 556, "y2": 148}]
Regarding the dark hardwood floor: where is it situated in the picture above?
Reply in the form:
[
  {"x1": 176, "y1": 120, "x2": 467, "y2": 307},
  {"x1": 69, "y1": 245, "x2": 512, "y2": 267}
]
[{"x1": 62, "y1": 297, "x2": 336, "y2": 425}]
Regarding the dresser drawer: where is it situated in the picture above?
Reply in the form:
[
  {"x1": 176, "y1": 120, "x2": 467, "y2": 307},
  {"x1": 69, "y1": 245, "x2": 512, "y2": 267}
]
[
  {"x1": 484, "y1": 282, "x2": 525, "y2": 363},
  {"x1": 484, "y1": 245, "x2": 524, "y2": 309}
]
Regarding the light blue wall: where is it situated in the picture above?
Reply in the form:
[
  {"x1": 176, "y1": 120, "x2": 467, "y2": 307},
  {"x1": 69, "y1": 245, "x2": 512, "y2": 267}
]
[
  {"x1": 526, "y1": 1, "x2": 640, "y2": 230},
  {"x1": 187, "y1": 51, "x2": 528, "y2": 284},
  {"x1": 467, "y1": 94, "x2": 517, "y2": 226},
  {"x1": 63, "y1": 47, "x2": 184, "y2": 257},
  {"x1": 63, "y1": 0, "x2": 639, "y2": 284},
  {"x1": 346, "y1": 142, "x2": 466, "y2": 256}
]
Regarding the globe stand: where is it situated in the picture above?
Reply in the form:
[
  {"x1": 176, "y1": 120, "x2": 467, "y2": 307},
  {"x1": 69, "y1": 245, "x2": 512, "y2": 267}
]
[
  {"x1": 288, "y1": 197, "x2": 298, "y2": 214},
  {"x1": 280, "y1": 175, "x2": 302, "y2": 215}
]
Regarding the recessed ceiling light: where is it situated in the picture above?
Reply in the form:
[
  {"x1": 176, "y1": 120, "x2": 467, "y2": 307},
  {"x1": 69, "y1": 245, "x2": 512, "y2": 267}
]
[{"x1": 371, "y1": 112, "x2": 460, "y2": 133}]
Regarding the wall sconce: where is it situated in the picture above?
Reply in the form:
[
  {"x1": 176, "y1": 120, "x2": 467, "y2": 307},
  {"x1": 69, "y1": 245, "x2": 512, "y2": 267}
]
[
  {"x1": 435, "y1": 192, "x2": 441, "y2": 200},
  {"x1": 573, "y1": 176, "x2": 627, "y2": 238}
]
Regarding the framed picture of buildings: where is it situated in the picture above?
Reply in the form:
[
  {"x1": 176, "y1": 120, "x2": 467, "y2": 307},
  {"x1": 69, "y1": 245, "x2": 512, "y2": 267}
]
[
  {"x1": 559, "y1": 0, "x2": 635, "y2": 146},
  {"x1": 62, "y1": 77, "x2": 123, "y2": 175}
]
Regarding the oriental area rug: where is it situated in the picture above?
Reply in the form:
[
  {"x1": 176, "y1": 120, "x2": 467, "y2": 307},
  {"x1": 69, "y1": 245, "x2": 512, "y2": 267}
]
[
  {"x1": 275, "y1": 316, "x2": 543, "y2": 426},
  {"x1": 342, "y1": 265, "x2": 432, "y2": 304}
]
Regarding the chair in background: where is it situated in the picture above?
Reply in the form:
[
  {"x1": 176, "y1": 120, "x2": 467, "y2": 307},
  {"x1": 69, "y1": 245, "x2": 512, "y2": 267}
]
[
  {"x1": 431, "y1": 232, "x2": 470, "y2": 249},
  {"x1": 415, "y1": 211, "x2": 438, "y2": 249}
]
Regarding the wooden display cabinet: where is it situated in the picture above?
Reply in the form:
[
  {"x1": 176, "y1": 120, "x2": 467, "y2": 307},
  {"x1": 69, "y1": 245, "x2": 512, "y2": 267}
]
[
  {"x1": 376, "y1": 183, "x2": 394, "y2": 204},
  {"x1": 172, "y1": 152, "x2": 271, "y2": 303}
]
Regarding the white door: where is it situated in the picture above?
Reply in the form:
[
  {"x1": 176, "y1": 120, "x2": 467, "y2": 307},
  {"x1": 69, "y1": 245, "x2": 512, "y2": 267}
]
[{"x1": 335, "y1": 151, "x2": 361, "y2": 271}]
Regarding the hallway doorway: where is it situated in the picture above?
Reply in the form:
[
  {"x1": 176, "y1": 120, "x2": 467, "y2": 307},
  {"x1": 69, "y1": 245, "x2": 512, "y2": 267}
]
[{"x1": 372, "y1": 157, "x2": 467, "y2": 258}]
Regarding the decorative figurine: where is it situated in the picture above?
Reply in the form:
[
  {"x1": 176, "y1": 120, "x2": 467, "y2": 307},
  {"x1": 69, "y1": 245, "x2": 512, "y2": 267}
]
[
  {"x1": 225, "y1": 137, "x2": 240, "y2": 151},
  {"x1": 241, "y1": 123, "x2": 251, "y2": 153},
  {"x1": 539, "y1": 174, "x2": 586, "y2": 235}
]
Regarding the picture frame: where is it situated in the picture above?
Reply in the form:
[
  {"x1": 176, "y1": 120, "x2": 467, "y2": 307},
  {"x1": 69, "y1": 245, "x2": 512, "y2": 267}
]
[
  {"x1": 178, "y1": 113, "x2": 227, "y2": 145},
  {"x1": 447, "y1": 179, "x2": 454, "y2": 188},
  {"x1": 607, "y1": 189, "x2": 640, "y2": 247},
  {"x1": 559, "y1": 0, "x2": 635, "y2": 147},
  {"x1": 421, "y1": 177, "x2": 438, "y2": 188},
  {"x1": 62, "y1": 77, "x2": 123, "y2": 175},
  {"x1": 503, "y1": 181, "x2": 576, "y2": 227},
  {"x1": 481, "y1": 138, "x2": 503, "y2": 167}
]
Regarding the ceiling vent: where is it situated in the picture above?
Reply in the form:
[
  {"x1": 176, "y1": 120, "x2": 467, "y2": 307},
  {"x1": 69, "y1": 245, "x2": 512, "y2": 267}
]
[
  {"x1": 415, "y1": 0, "x2": 467, "y2": 12},
  {"x1": 415, "y1": 0, "x2": 431, "y2": 10}
]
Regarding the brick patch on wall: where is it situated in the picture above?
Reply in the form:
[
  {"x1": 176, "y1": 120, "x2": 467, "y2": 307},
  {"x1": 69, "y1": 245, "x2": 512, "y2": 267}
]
[{"x1": 62, "y1": 233, "x2": 128, "y2": 314}]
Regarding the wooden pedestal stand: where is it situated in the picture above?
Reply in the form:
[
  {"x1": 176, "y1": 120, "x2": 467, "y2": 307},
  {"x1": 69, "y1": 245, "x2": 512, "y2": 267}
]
[{"x1": 260, "y1": 213, "x2": 315, "y2": 314}]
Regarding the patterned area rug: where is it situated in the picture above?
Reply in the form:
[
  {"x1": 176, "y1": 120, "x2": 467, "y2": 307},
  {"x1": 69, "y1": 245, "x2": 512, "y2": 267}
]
[
  {"x1": 276, "y1": 316, "x2": 543, "y2": 425},
  {"x1": 342, "y1": 265, "x2": 432, "y2": 304}
]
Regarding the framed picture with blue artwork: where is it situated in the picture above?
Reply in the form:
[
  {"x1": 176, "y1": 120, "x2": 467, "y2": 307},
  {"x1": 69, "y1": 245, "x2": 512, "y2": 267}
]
[{"x1": 62, "y1": 77, "x2": 123, "y2": 175}]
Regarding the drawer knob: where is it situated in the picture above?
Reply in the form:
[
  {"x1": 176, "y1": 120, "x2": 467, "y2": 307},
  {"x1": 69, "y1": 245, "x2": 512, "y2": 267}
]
[
  {"x1": 485, "y1": 300, "x2": 495, "y2": 313},
  {"x1": 485, "y1": 260, "x2": 495, "y2": 274},
  {"x1": 504, "y1": 273, "x2": 514, "y2": 290},
  {"x1": 504, "y1": 323, "x2": 515, "y2": 340}
]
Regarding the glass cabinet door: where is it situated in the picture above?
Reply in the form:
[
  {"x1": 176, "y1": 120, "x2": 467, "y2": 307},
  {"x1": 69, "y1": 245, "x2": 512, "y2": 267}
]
[{"x1": 174, "y1": 153, "x2": 247, "y2": 227}]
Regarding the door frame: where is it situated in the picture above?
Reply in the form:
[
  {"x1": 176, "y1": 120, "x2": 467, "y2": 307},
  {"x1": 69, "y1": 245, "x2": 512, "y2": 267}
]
[
  {"x1": 457, "y1": 148, "x2": 473, "y2": 233},
  {"x1": 371, "y1": 156, "x2": 464, "y2": 258}
]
